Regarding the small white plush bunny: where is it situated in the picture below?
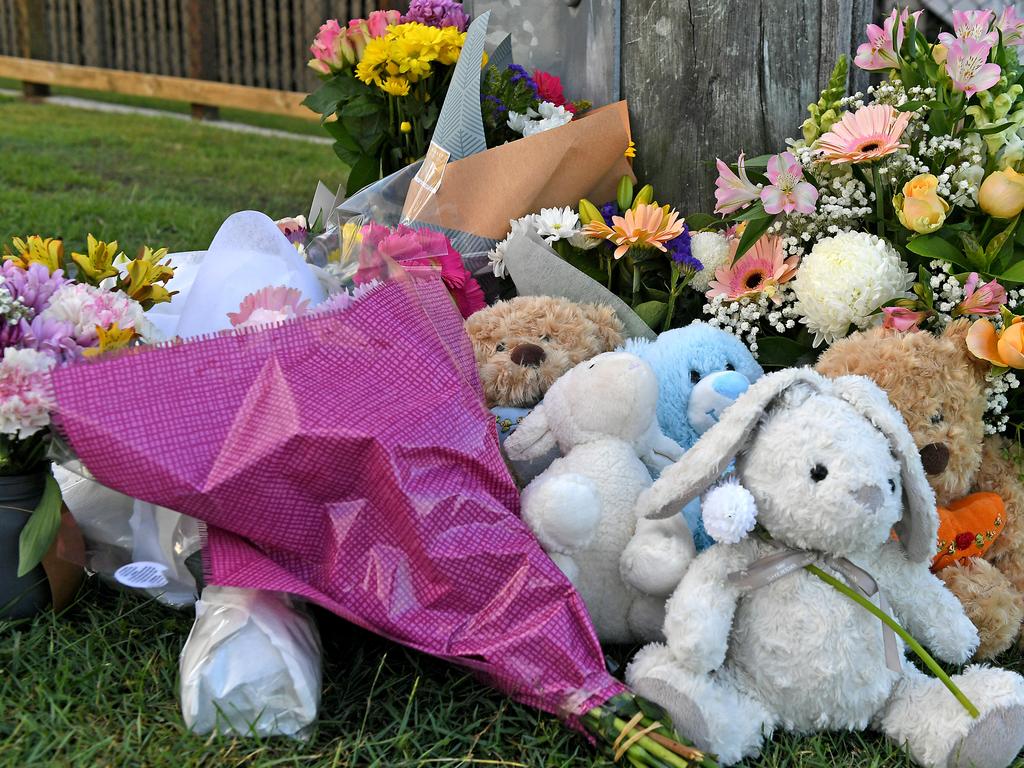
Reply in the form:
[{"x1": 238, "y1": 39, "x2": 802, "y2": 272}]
[
  {"x1": 505, "y1": 351, "x2": 695, "y2": 643},
  {"x1": 627, "y1": 368, "x2": 1024, "y2": 768}
]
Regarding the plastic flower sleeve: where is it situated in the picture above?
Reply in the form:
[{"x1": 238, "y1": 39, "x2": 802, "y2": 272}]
[
  {"x1": 48, "y1": 235, "x2": 626, "y2": 725},
  {"x1": 180, "y1": 586, "x2": 322, "y2": 739}
]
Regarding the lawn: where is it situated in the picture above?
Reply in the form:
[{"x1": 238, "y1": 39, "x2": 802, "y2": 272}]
[{"x1": 0, "y1": 96, "x2": 1022, "y2": 767}]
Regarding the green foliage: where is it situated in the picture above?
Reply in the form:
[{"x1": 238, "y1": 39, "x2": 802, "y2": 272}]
[
  {"x1": 480, "y1": 64, "x2": 542, "y2": 147},
  {"x1": 17, "y1": 473, "x2": 62, "y2": 578},
  {"x1": 801, "y1": 55, "x2": 848, "y2": 144}
]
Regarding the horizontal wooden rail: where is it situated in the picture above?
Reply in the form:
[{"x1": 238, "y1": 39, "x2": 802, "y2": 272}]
[{"x1": 0, "y1": 55, "x2": 317, "y2": 120}]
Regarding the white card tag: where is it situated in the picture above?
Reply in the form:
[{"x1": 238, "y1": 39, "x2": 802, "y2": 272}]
[{"x1": 114, "y1": 561, "x2": 170, "y2": 590}]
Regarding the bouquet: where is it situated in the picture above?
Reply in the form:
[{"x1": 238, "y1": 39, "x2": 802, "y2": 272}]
[
  {"x1": 0, "y1": 234, "x2": 172, "y2": 576},
  {"x1": 48, "y1": 215, "x2": 714, "y2": 767},
  {"x1": 304, "y1": 2, "x2": 590, "y2": 196},
  {"x1": 670, "y1": 7, "x2": 1024, "y2": 438}
]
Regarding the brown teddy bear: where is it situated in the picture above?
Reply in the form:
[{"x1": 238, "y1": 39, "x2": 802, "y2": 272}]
[
  {"x1": 465, "y1": 295, "x2": 625, "y2": 408},
  {"x1": 816, "y1": 320, "x2": 1024, "y2": 659}
]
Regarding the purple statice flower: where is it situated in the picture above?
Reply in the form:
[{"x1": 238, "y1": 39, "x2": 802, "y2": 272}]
[
  {"x1": 599, "y1": 201, "x2": 619, "y2": 226},
  {"x1": 404, "y1": 0, "x2": 469, "y2": 31},
  {"x1": 668, "y1": 225, "x2": 701, "y2": 273},
  {"x1": 19, "y1": 315, "x2": 79, "y2": 362},
  {"x1": 482, "y1": 94, "x2": 507, "y2": 113},
  {"x1": 1, "y1": 261, "x2": 67, "y2": 314},
  {"x1": 507, "y1": 64, "x2": 539, "y2": 98}
]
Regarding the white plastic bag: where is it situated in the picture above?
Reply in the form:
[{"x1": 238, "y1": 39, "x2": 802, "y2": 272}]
[{"x1": 179, "y1": 586, "x2": 322, "y2": 739}]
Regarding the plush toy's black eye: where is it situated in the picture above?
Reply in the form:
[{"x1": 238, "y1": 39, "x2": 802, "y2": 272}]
[
  {"x1": 588, "y1": 363, "x2": 596, "y2": 369},
  {"x1": 931, "y1": 411, "x2": 944, "y2": 425},
  {"x1": 496, "y1": 342, "x2": 506, "y2": 352},
  {"x1": 690, "y1": 370, "x2": 701, "y2": 384},
  {"x1": 810, "y1": 464, "x2": 829, "y2": 482},
  {"x1": 540, "y1": 334, "x2": 551, "y2": 342},
  {"x1": 725, "y1": 363, "x2": 735, "y2": 371},
  {"x1": 888, "y1": 479, "x2": 897, "y2": 493}
]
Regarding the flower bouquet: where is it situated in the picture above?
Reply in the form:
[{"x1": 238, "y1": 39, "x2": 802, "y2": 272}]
[
  {"x1": 658, "y1": 7, "x2": 1024, "y2": 438},
  {"x1": 303, "y1": 1, "x2": 590, "y2": 196},
  {"x1": 47, "y1": 213, "x2": 715, "y2": 767},
  {"x1": 0, "y1": 234, "x2": 172, "y2": 616}
]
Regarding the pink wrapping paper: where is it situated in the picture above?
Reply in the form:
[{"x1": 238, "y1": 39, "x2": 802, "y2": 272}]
[{"x1": 50, "y1": 275, "x2": 624, "y2": 720}]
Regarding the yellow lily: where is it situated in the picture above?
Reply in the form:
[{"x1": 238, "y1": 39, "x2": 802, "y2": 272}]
[
  {"x1": 5, "y1": 236, "x2": 65, "y2": 272},
  {"x1": 71, "y1": 234, "x2": 121, "y2": 285},
  {"x1": 83, "y1": 323, "x2": 138, "y2": 358}
]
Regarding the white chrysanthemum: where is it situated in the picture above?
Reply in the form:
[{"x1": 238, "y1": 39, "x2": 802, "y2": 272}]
[
  {"x1": 702, "y1": 480, "x2": 758, "y2": 544},
  {"x1": 507, "y1": 101, "x2": 573, "y2": 138},
  {"x1": 689, "y1": 232, "x2": 732, "y2": 292},
  {"x1": 0, "y1": 347, "x2": 56, "y2": 439},
  {"x1": 793, "y1": 231, "x2": 913, "y2": 346},
  {"x1": 535, "y1": 206, "x2": 580, "y2": 243},
  {"x1": 567, "y1": 231, "x2": 602, "y2": 250},
  {"x1": 488, "y1": 215, "x2": 539, "y2": 278},
  {"x1": 40, "y1": 283, "x2": 155, "y2": 346}
]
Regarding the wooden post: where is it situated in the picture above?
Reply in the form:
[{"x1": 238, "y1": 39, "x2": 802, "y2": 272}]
[
  {"x1": 15, "y1": 0, "x2": 50, "y2": 98},
  {"x1": 186, "y1": 0, "x2": 219, "y2": 120},
  {"x1": 621, "y1": 0, "x2": 873, "y2": 215}
]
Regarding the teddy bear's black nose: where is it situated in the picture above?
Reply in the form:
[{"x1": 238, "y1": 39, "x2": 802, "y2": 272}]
[
  {"x1": 919, "y1": 442, "x2": 949, "y2": 475},
  {"x1": 509, "y1": 343, "x2": 546, "y2": 367}
]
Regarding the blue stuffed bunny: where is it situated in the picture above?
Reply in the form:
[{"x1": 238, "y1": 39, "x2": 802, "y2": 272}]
[{"x1": 624, "y1": 322, "x2": 763, "y2": 549}]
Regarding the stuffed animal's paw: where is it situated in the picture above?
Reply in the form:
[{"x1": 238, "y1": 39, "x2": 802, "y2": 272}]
[
  {"x1": 928, "y1": 606, "x2": 981, "y2": 665},
  {"x1": 620, "y1": 518, "x2": 696, "y2": 597},
  {"x1": 521, "y1": 474, "x2": 602, "y2": 554}
]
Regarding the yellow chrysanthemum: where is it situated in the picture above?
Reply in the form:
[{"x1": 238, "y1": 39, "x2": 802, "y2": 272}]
[
  {"x1": 380, "y1": 77, "x2": 411, "y2": 97},
  {"x1": 71, "y1": 234, "x2": 121, "y2": 285},
  {"x1": 5, "y1": 236, "x2": 65, "y2": 272},
  {"x1": 355, "y1": 38, "x2": 390, "y2": 85}
]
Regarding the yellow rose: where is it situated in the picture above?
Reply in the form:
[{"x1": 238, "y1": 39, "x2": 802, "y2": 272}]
[
  {"x1": 979, "y1": 167, "x2": 1024, "y2": 219},
  {"x1": 894, "y1": 173, "x2": 949, "y2": 234}
]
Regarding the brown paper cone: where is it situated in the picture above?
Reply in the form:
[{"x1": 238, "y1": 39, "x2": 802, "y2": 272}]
[
  {"x1": 406, "y1": 101, "x2": 635, "y2": 241},
  {"x1": 41, "y1": 508, "x2": 85, "y2": 612}
]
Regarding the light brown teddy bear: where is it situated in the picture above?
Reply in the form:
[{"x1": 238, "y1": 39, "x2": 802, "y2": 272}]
[
  {"x1": 465, "y1": 295, "x2": 625, "y2": 408},
  {"x1": 817, "y1": 320, "x2": 1024, "y2": 659}
]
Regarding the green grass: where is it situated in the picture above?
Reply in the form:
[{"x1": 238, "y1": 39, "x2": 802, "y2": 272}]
[
  {"x1": 1, "y1": 95, "x2": 1023, "y2": 767},
  {"x1": 0, "y1": 77, "x2": 327, "y2": 137}
]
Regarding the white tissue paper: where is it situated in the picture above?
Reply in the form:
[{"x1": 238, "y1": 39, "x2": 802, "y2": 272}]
[{"x1": 180, "y1": 586, "x2": 322, "y2": 739}]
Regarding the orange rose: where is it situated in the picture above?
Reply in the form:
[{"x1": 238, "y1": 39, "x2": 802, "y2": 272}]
[
  {"x1": 894, "y1": 174, "x2": 949, "y2": 234},
  {"x1": 966, "y1": 316, "x2": 1024, "y2": 368}
]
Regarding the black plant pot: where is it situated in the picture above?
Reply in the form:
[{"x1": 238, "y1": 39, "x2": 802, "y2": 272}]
[{"x1": 0, "y1": 473, "x2": 54, "y2": 620}]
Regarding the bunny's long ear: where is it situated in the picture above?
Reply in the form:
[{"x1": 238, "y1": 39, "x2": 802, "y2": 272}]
[
  {"x1": 639, "y1": 368, "x2": 825, "y2": 519},
  {"x1": 504, "y1": 403, "x2": 556, "y2": 460},
  {"x1": 832, "y1": 375, "x2": 938, "y2": 562}
]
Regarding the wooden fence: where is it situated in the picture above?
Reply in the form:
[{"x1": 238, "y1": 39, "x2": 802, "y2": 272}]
[{"x1": 0, "y1": 0, "x2": 395, "y2": 118}]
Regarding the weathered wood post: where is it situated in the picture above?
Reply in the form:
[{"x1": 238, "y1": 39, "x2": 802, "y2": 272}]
[
  {"x1": 14, "y1": 0, "x2": 49, "y2": 99},
  {"x1": 186, "y1": 0, "x2": 219, "y2": 120},
  {"x1": 621, "y1": 0, "x2": 873, "y2": 214}
]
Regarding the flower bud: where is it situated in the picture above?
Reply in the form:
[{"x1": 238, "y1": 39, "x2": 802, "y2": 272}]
[
  {"x1": 632, "y1": 184, "x2": 655, "y2": 209},
  {"x1": 578, "y1": 199, "x2": 602, "y2": 225},
  {"x1": 979, "y1": 168, "x2": 1024, "y2": 219},
  {"x1": 616, "y1": 176, "x2": 634, "y2": 213}
]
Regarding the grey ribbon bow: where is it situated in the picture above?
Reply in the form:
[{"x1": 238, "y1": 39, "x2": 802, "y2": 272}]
[{"x1": 728, "y1": 547, "x2": 902, "y2": 673}]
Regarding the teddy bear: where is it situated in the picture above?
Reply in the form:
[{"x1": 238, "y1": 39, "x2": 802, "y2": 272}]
[
  {"x1": 624, "y1": 322, "x2": 764, "y2": 550},
  {"x1": 816, "y1": 321, "x2": 1024, "y2": 659},
  {"x1": 504, "y1": 351, "x2": 693, "y2": 643},
  {"x1": 465, "y1": 296, "x2": 625, "y2": 484},
  {"x1": 627, "y1": 368, "x2": 1024, "y2": 768}
]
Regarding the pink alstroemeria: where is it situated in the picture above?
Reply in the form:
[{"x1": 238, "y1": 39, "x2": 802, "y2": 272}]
[
  {"x1": 955, "y1": 272, "x2": 1007, "y2": 317},
  {"x1": 945, "y1": 37, "x2": 1001, "y2": 97},
  {"x1": 882, "y1": 307, "x2": 929, "y2": 332},
  {"x1": 760, "y1": 151, "x2": 818, "y2": 215},
  {"x1": 939, "y1": 9, "x2": 999, "y2": 47},
  {"x1": 854, "y1": 8, "x2": 923, "y2": 71},
  {"x1": 714, "y1": 153, "x2": 762, "y2": 215},
  {"x1": 999, "y1": 7, "x2": 1024, "y2": 46}
]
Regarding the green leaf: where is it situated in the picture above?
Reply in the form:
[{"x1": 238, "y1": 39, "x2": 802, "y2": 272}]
[
  {"x1": 996, "y1": 260, "x2": 1024, "y2": 283},
  {"x1": 344, "y1": 153, "x2": 382, "y2": 196},
  {"x1": 340, "y1": 94, "x2": 382, "y2": 119},
  {"x1": 969, "y1": 121, "x2": 1015, "y2": 136},
  {"x1": 959, "y1": 232, "x2": 987, "y2": 270},
  {"x1": 897, "y1": 100, "x2": 927, "y2": 112},
  {"x1": 301, "y1": 77, "x2": 364, "y2": 116},
  {"x1": 324, "y1": 120, "x2": 360, "y2": 152},
  {"x1": 560, "y1": 249, "x2": 606, "y2": 283},
  {"x1": 986, "y1": 215, "x2": 1020, "y2": 270},
  {"x1": 332, "y1": 140, "x2": 361, "y2": 168},
  {"x1": 633, "y1": 300, "x2": 668, "y2": 330},
  {"x1": 734, "y1": 202, "x2": 769, "y2": 222},
  {"x1": 684, "y1": 212, "x2": 719, "y2": 231},
  {"x1": 756, "y1": 336, "x2": 816, "y2": 368},
  {"x1": 738, "y1": 154, "x2": 773, "y2": 168},
  {"x1": 17, "y1": 474, "x2": 62, "y2": 578},
  {"x1": 734, "y1": 215, "x2": 774, "y2": 259},
  {"x1": 906, "y1": 234, "x2": 974, "y2": 271}
]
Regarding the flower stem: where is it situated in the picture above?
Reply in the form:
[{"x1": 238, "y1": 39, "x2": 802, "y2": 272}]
[
  {"x1": 663, "y1": 264, "x2": 680, "y2": 332},
  {"x1": 872, "y1": 164, "x2": 885, "y2": 238},
  {"x1": 804, "y1": 564, "x2": 979, "y2": 718},
  {"x1": 632, "y1": 262, "x2": 641, "y2": 307}
]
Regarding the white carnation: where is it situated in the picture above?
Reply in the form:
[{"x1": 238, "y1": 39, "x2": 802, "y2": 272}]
[
  {"x1": 689, "y1": 232, "x2": 732, "y2": 292},
  {"x1": 507, "y1": 101, "x2": 573, "y2": 138},
  {"x1": 793, "y1": 231, "x2": 913, "y2": 346},
  {"x1": 702, "y1": 480, "x2": 758, "y2": 544}
]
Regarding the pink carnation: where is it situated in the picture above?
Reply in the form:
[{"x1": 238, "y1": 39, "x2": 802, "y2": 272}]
[{"x1": 0, "y1": 347, "x2": 56, "y2": 439}]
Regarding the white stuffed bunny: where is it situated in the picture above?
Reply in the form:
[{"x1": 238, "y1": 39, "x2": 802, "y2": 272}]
[
  {"x1": 504, "y1": 351, "x2": 695, "y2": 643},
  {"x1": 627, "y1": 368, "x2": 1024, "y2": 768}
]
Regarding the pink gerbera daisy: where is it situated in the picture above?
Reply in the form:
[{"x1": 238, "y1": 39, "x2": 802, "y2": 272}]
[
  {"x1": 815, "y1": 104, "x2": 911, "y2": 165},
  {"x1": 706, "y1": 235, "x2": 799, "y2": 304},
  {"x1": 228, "y1": 286, "x2": 311, "y2": 328}
]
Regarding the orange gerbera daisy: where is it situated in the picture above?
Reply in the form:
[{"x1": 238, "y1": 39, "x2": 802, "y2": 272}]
[
  {"x1": 583, "y1": 202, "x2": 685, "y2": 260},
  {"x1": 816, "y1": 104, "x2": 911, "y2": 165},
  {"x1": 706, "y1": 235, "x2": 799, "y2": 304}
]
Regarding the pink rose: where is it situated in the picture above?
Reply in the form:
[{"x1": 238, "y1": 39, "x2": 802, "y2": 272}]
[
  {"x1": 367, "y1": 9, "x2": 401, "y2": 38},
  {"x1": 308, "y1": 19, "x2": 355, "y2": 72}
]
